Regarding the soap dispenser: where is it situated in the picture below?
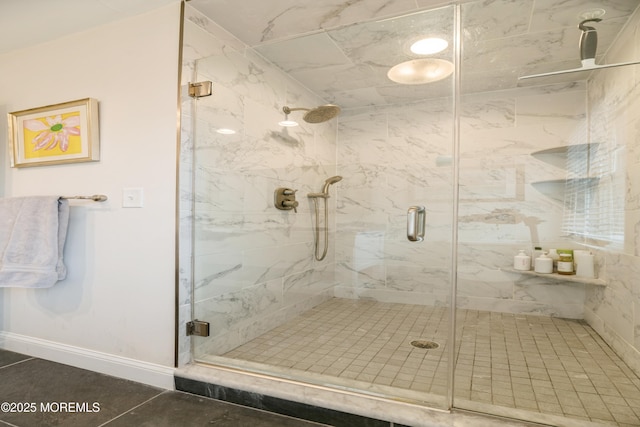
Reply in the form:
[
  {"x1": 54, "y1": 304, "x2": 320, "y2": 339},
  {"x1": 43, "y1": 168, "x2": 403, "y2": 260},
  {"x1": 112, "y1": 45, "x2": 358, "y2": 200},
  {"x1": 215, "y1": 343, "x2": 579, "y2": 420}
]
[
  {"x1": 513, "y1": 250, "x2": 531, "y2": 271},
  {"x1": 534, "y1": 252, "x2": 553, "y2": 274}
]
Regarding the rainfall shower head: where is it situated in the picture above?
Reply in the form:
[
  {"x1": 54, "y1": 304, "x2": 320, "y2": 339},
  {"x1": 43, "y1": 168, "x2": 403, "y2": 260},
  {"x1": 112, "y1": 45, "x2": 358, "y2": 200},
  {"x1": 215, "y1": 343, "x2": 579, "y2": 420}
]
[
  {"x1": 282, "y1": 105, "x2": 341, "y2": 124},
  {"x1": 519, "y1": 18, "x2": 640, "y2": 80}
]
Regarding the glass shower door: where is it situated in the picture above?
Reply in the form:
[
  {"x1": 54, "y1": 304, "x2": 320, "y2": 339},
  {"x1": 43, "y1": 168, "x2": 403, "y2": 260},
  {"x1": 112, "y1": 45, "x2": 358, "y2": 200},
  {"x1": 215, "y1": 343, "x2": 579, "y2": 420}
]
[{"x1": 188, "y1": 4, "x2": 458, "y2": 410}]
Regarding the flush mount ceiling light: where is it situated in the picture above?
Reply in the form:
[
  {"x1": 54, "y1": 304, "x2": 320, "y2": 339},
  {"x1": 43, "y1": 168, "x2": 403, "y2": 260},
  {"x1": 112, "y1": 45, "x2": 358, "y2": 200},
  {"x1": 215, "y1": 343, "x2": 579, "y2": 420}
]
[
  {"x1": 278, "y1": 118, "x2": 299, "y2": 127},
  {"x1": 387, "y1": 58, "x2": 454, "y2": 85},
  {"x1": 410, "y1": 37, "x2": 448, "y2": 55},
  {"x1": 216, "y1": 128, "x2": 237, "y2": 135},
  {"x1": 278, "y1": 109, "x2": 299, "y2": 127}
]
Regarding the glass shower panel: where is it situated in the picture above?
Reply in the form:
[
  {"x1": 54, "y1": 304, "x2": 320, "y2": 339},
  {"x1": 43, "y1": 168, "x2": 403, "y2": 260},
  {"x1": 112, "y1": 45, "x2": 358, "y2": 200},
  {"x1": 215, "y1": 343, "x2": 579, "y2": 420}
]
[
  {"x1": 454, "y1": 1, "x2": 640, "y2": 426},
  {"x1": 190, "y1": 4, "x2": 457, "y2": 410}
]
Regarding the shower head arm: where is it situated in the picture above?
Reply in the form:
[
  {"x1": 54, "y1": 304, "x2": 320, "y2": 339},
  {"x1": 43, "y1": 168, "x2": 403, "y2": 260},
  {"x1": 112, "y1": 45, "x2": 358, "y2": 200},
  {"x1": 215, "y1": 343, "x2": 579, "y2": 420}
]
[
  {"x1": 579, "y1": 18, "x2": 602, "y2": 32},
  {"x1": 282, "y1": 106, "x2": 310, "y2": 114}
]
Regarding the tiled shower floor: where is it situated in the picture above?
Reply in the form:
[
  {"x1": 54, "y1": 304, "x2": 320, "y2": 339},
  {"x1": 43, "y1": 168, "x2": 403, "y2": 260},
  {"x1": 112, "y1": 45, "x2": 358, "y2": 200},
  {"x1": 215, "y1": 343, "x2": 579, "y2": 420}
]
[{"x1": 222, "y1": 298, "x2": 640, "y2": 426}]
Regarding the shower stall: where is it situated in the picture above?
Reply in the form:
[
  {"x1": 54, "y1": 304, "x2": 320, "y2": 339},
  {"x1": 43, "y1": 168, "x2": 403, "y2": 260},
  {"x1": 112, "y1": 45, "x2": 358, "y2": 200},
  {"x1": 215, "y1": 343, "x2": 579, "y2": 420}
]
[{"x1": 178, "y1": 1, "x2": 640, "y2": 426}]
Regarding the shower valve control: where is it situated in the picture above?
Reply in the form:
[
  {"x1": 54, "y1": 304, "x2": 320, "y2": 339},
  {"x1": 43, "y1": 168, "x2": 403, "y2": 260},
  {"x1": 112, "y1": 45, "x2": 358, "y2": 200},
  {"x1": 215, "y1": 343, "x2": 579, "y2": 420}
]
[{"x1": 274, "y1": 187, "x2": 298, "y2": 213}]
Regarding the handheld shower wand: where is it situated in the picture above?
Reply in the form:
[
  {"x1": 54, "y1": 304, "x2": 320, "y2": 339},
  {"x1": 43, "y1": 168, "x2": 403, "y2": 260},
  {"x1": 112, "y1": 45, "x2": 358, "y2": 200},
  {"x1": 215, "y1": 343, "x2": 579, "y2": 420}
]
[
  {"x1": 308, "y1": 176, "x2": 342, "y2": 260},
  {"x1": 322, "y1": 176, "x2": 343, "y2": 194}
]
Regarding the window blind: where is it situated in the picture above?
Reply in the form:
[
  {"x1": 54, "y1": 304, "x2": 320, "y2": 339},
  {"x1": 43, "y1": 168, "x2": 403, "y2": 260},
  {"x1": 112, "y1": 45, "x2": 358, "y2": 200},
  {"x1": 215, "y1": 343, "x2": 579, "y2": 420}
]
[{"x1": 561, "y1": 137, "x2": 625, "y2": 246}]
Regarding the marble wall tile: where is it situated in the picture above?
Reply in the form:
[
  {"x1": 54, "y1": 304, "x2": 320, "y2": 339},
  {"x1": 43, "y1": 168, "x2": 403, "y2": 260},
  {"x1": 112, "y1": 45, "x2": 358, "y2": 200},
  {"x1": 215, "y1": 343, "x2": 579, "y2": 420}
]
[
  {"x1": 185, "y1": 6, "x2": 246, "y2": 54},
  {"x1": 335, "y1": 261, "x2": 386, "y2": 290},
  {"x1": 530, "y1": 0, "x2": 638, "y2": 33},
  {"x1": 384, "y1": 240, "x2": 450, "y2": 268},
  {"x1": 177, "y1": 303, "x2": 192, "y2": 366},
  {"x1": 456, "y1": 273, "x2": 514, "y2": 299},
  {"x1": 457, "y1": 295, "x2": 584, "y2": 319},
  {"x1": 194, "y1": 278, "x2": 283, "y2": 339},
  {"x1": 513, "y1": 279, "x2": 586, "y2": 306},
  {"x1": 345, "y1": 287, "x2": 452, "y2": 307},
  {"x1": 586, "y1": 285, "x2": 634, "y2": 344},
  {"x1": 515, "y1": 90, "x2": 586, "y2": 127},
  {"x1": 462, "y1": 0, "x2": 533, "y2": 42},
  {"x1": 463, "y1": 28, "x2": 573, "y2": 71},
  {"x1": 385, "y1": 265, "x2": 450, "y2": 293},
  {"x1": 255, "y1": 33, "x2": 352, "y2": 75},
  {"x1": 192, "y1": 0, "x2": 421, "y2": 46},
  {"x1": 326, "y1": 6, "x2": 452, "y2": 68},
  {"x1": 460, "y1": 98, "x2": 515, "y2": 132},
  {"x1": 283, "y1": 265, "x2": 335, "y2": 305}
]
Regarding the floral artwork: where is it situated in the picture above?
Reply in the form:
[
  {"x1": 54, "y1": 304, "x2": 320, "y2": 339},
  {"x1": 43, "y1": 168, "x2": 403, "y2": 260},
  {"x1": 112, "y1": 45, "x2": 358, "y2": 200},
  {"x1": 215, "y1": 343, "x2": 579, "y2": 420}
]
[
  {"x1": 24, "y1": 114, "x2": 81, "y2": 152},
  {"x1": 9, "y1": 98, "x2": 99, "y2": 167}
]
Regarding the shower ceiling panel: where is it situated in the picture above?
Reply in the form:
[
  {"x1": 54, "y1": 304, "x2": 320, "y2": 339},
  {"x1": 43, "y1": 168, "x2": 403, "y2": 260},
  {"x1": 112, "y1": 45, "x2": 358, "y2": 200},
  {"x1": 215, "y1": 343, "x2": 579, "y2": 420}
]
[{"x1": 189, "y1": 0, "x2": 639, "y2": 108}]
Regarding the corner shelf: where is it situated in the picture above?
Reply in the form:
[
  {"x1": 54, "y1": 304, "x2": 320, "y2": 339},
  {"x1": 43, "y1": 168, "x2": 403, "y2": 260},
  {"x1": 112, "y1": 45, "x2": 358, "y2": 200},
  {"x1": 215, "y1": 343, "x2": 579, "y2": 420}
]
[
  {"x1": 531, "y1": 143, "x2": 599, "y2": 168},
  {"x1": 503, "y1": 268, "x2": 606, "y2": 286},
  {"x1": 530, "y1": 143, "x2": 601, "y2": 202}
]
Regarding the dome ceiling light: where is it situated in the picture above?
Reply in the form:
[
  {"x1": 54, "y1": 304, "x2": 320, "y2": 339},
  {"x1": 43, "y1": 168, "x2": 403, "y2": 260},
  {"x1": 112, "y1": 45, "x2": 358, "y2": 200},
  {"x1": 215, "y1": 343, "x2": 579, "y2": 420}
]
[{"x1": 387, "y1": 58, "x2": 454, "y2": 85}]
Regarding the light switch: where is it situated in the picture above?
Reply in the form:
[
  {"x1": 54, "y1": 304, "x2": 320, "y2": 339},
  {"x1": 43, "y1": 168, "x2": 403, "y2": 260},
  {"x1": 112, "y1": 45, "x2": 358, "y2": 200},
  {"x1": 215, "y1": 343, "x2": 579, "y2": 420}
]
[{"x1": 122, "y1": 188, "x2": 144, "y2": 208}]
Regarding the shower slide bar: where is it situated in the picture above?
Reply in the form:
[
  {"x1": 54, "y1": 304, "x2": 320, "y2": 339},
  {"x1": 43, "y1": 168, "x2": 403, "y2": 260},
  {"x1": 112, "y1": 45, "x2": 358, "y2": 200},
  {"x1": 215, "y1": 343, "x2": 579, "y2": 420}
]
[{"x1": 60, "y1": 194, "x2": 108, "y2": 202}]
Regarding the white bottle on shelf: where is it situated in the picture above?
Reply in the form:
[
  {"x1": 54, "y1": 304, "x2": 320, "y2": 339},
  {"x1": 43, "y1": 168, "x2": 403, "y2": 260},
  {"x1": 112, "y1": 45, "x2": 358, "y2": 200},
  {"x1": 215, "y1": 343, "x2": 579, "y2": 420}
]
[
  {"x1": 575, "y1": 251, "x2": 595, "y2": 278},
  {"x1": 534, "y1": 252, "x2": 553, "y2": 274},
  {"x1": 513, "y1": 250, "x2": 531, "y2": 271}
]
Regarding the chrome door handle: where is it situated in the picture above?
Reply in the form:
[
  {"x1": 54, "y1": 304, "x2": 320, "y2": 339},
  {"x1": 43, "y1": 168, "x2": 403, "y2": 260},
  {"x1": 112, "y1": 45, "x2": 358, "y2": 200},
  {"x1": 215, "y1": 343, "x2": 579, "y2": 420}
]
[{"x1": 407, "y1": 206, "x2": 425, "y2": 242}]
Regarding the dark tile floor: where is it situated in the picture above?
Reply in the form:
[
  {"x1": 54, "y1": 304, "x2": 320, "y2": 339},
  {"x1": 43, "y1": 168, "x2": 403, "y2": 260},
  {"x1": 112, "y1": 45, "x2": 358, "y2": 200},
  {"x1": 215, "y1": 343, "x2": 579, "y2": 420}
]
[{"x1": 0, "y1": 349, "x2": 327, "y2": 427}]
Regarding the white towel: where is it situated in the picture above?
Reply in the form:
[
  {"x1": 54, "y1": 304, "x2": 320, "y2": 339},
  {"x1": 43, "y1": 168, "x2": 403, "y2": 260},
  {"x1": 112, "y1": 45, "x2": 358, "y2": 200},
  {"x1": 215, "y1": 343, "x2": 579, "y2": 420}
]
[{"x1": 0, "y1": 196, "x2": 70, "y2": 288}]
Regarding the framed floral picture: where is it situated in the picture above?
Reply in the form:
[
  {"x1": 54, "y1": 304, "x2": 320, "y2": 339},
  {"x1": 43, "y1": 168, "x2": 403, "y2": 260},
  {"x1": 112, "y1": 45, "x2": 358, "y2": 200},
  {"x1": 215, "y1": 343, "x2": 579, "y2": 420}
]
[{"x1": 8, "y1": 98, "x2": 99, "y2": 167}]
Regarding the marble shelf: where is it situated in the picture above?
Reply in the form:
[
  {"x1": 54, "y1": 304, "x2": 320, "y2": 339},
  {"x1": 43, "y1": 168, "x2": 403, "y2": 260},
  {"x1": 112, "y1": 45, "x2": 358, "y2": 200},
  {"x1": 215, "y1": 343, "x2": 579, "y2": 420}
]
[{"x1": 503, "y1": 268, "x2": 606, "y2": 286}]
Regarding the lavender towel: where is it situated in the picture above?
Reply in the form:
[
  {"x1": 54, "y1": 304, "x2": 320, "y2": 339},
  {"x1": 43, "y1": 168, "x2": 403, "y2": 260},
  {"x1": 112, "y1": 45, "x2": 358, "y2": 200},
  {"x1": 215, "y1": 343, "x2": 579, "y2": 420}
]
[{"x1": 0, "y1": 196, "x2": 70, "y2": 288}]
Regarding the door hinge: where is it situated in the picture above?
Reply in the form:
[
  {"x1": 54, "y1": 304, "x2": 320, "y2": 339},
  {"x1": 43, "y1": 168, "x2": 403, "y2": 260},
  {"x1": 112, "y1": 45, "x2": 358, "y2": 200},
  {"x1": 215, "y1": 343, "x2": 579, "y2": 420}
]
[
  {"x1": 188, "y1": 81, "x2": 213, "y2": 98},
  {"x1": 186, "y1": 320, "x2": 210, "y2": 337}
]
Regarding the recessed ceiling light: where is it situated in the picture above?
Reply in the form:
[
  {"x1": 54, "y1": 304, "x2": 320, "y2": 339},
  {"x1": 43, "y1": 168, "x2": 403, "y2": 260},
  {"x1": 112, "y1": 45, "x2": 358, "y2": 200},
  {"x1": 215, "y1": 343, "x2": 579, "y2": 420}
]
[
  {"x1": 278, "y1": 120, "x2": 299, "y2": 127},
  {"x1": 387, "y1": 58, "x2": 454, "y2": 85},
  {"x1": 216, "y1": 128, "x2": 237, "y2": 135},
  {"x1": 410, "y1": 37, "x2": 448, "y2": 55}
]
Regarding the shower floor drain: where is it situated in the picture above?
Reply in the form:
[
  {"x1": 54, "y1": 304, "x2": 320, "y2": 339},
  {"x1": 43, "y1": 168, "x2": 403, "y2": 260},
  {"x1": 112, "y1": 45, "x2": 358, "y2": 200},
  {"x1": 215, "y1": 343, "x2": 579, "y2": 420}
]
[{"x1": 411, "y1": 340, "x2": 440, "y2": 349}]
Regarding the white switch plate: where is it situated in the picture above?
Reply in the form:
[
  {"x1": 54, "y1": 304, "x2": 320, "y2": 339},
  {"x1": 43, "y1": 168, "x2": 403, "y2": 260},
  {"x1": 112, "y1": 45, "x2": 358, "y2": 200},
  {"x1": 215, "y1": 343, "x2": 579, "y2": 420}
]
[{"x1": 122, "y1": 187, "x2": 144, "y2": 208}]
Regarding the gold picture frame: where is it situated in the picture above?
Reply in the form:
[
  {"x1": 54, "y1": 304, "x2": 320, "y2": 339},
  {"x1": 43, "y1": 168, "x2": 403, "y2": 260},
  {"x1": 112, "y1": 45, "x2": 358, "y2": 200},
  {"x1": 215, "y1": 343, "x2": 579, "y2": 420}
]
[{"x1": 8, "y1": 98, "x2": 99, "y2": 167}]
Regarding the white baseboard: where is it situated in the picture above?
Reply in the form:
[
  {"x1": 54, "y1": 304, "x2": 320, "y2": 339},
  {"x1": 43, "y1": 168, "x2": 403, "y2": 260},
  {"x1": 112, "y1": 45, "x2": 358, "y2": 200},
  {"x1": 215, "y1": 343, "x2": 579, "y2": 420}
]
[{"x1": 0, "y1": 332, "x2": 174, "y2": 390}]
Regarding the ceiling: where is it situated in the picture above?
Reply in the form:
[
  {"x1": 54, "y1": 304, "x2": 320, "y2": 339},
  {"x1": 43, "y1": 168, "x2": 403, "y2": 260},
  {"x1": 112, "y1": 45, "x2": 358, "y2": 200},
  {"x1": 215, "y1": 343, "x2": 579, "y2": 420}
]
[
  {"x1": 0, "y1": 0, "x2": 177, "y2": 55},
  {"x1": 2, "y1": 0, "x2": 639, "y2": 109},
  {"x1": 188, "y1": 0, "x2": 640, "y2": 108}
]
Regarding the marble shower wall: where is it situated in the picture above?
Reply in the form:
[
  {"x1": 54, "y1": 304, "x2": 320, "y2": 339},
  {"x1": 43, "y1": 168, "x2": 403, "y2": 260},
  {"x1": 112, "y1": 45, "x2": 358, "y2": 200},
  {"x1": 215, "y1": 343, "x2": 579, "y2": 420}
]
[
  {"x1": 334, "y1": 100, "x2": 455, "y2": 305},
  {"x1": 180, "y1": 6, "x2": 339, "y2": 360},
  {"x1": 334, "y1": 82, "x2": 589, "y2": 318},
  {"x1": 457, "y1": 83, "x2": 589, "y2": 319},
  {"x1": 584, "y1": 8, "x2": 640, "y2": 375}
]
